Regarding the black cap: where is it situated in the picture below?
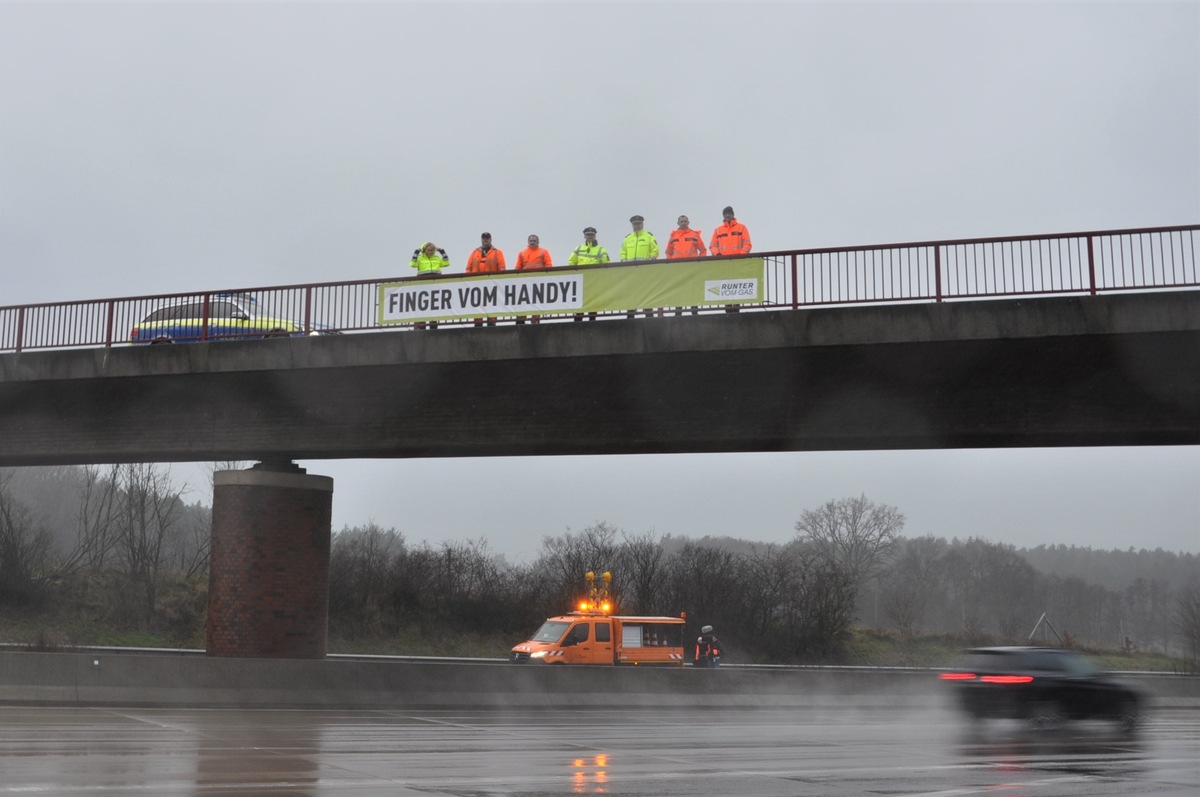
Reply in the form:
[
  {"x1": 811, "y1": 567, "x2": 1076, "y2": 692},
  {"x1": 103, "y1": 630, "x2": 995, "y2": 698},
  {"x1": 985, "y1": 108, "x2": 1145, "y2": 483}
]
[
  {"x1": 481, "y1": 231, "x2": 491, "y2": 238},
  {"x1": 583, "y1": 226, "x2": 596, "y2": 234},
  {"x1": 630, "y1": 215, "x2": 644, "y2": 223},
  {"x1": 723, "y1": 206, "x2": 735, "y2": 215}
]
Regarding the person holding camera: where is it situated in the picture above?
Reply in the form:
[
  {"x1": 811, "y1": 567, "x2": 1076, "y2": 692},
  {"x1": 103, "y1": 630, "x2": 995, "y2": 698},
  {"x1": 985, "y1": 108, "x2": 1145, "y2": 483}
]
[{"x1": 694, "y1": 624, "x2": 722, "y2": 668}]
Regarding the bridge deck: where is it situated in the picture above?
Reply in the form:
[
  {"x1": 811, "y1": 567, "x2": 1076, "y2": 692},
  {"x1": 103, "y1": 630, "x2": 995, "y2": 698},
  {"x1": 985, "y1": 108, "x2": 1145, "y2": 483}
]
[{"x1": 1, "y1": 291, "x2": 1197, "y2": 466}]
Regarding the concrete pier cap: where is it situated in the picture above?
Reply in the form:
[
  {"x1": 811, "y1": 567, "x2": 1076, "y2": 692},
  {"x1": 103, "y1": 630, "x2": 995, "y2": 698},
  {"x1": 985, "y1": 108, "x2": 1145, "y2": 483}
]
[{"x1": 207, "y1": 462, "x2": 334, "y2": 659}]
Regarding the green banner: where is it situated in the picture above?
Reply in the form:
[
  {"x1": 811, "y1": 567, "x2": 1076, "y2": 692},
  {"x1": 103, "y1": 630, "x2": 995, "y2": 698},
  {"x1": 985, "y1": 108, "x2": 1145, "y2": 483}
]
[{"x1": 378, "y1": 258, "x2": 763, "y2": 324}]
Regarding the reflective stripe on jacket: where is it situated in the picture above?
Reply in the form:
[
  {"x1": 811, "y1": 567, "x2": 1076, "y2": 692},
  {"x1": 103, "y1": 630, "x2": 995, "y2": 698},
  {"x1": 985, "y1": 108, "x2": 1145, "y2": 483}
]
[
  {"x1": 666, "y1": 228, "x2": 707, "y2": 259},
  {"x1": 619, "y1": 231, "x2": 659, "y2": 261},
  {"x1": 516, "y1": 246, "x2": 553, "y2": 269},
  {"x1": 467, "y1": 246, "x2": 506, "y2": 273},
  {"x1": 709, "y1": 220, "x2": 752, "y2": 256},
  {"x1": 568, "y1": 243, "x2": 610, "y2": 266}
]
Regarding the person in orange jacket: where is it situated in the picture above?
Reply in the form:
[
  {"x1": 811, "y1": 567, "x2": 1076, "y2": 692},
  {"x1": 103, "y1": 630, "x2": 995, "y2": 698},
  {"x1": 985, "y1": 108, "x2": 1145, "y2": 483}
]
[
  {"x1": 666, "y1": 214, "x2": 707, "y2": 259},
  {"x1": 466, "y1": 232, "x2": 505, "y2": 326},
  {"x1": 516, "y1": 234, "x2": 553, "y2": 270},
  {"x1": 515, "y1": 234, "x2": 552, "y2": 324},
  {"x1": 466, "y1": 231, "x2": 506, "y2": 273},
  {"x1": 710, "y1": 206, "x2": 753, "y2": 313},
  {"x1": 709, "y1": 206, "x2": 752, "y2": 256},
  {"x1": 667, "y1": 214, "x2": 707, "y2": 317}
]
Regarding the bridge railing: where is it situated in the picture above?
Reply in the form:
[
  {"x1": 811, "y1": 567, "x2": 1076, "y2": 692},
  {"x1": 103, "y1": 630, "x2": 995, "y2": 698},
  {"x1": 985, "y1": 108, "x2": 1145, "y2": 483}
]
[
  {"x1": 756, "y1": 224, "x2": 1198, "y2": 309},
  {"x1": 1, "y1": 224, "x2": 1195, "y2": 352}
]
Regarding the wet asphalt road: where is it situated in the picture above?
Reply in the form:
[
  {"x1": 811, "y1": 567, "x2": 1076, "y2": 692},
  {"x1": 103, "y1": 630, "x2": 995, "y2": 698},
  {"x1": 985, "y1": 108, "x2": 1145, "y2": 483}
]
[{"x1": 0, "y1": 704, "x2": 1196, "y2": 796}]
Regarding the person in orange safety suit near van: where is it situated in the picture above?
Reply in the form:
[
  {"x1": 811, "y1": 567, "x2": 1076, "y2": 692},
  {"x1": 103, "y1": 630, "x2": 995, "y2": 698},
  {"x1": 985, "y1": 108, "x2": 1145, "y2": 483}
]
[
  {"x1": 694, "y1": 624, "x2": 722, "y2": 668},
  {"x1": 515, "y1": 234, "x2": 553, "y2": 324},
  {"x1": 466, "y1": 231, "x2": 505, "y2": 326}
]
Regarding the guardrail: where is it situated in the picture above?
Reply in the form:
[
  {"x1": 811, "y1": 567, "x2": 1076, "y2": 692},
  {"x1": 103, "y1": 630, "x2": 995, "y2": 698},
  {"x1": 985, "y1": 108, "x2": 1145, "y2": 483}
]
[
  {"x1": 3, "y1": 225, "x2": 1196, "y2": 353},
  {"x1": 2, "y1": 648, "x2": 1195, "y2": 709}
]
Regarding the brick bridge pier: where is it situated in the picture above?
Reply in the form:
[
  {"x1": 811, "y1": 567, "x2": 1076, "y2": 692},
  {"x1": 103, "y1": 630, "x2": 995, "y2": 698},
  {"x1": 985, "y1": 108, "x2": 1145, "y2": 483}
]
[{"x1": 206, "y1": 464, "x2": 333, "y2": 658}]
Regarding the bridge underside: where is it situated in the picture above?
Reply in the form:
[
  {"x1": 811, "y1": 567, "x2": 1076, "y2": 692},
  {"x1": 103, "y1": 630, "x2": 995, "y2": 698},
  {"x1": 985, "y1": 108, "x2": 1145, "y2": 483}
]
[{"x1": 0, "y1": 292, "x2": 1197, "y2": 466}]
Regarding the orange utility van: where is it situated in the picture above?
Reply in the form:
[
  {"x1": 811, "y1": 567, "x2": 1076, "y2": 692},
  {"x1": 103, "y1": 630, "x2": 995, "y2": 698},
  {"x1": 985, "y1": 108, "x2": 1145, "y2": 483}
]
[{"x1": 509, "y1": 571, "x2": 687, "y2": 666}]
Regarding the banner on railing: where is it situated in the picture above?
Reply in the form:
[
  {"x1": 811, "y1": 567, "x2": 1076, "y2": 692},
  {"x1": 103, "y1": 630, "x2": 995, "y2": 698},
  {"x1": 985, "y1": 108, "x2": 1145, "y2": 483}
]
[{"x1": 377, "y1": 258, "x2": 764, "y2": 323}]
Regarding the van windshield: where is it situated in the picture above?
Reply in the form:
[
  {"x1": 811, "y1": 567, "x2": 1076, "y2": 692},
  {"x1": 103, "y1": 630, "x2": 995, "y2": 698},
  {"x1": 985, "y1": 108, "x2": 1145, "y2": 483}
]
[{"x1": 530, "y1": 620, "x2": 571, "y2": 643}]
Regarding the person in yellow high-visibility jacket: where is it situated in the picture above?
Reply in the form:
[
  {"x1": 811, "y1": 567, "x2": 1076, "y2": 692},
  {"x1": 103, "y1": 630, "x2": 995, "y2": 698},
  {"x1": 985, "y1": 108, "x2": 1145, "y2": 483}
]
[
  {"x1": 619, "y1": 215, "x2": 659, "y2": 318},
  {"x1": 410, "y1": 241, "x2": 450, "y2": 274},
  {"x1": 409, "y1": 241, "x2": 450, "y2": 328},
  {"x1": 569, "y1": 226, "x2": 610, "y2": 266},
  {"x1": 619, "y1": 215, "x2": 659, "y2": 261},
  {"x1": 569, "y1": 227, "x2": 609, "y2": 321}
]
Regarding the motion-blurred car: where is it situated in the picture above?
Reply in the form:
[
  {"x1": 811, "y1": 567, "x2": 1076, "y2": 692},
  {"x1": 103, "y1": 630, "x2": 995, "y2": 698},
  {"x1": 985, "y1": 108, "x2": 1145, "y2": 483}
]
[
  {"x1": 129, "y1": 294, "x2": 333, "y2": 344},
  {"x1": 940, "y1": 646, "x2": 1146, "y2": 731}
]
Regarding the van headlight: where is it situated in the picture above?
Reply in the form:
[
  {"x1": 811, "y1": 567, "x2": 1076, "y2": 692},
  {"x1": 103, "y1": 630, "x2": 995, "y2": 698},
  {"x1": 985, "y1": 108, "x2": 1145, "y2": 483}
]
[{"x1": 530, "y1": 651, "x2": 547, "y2": 659}]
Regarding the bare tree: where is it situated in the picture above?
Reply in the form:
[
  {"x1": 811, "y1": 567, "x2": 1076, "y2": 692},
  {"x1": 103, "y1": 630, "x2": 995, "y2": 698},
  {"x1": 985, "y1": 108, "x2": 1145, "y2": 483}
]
[
  {"x1": 880, "y1": 535, "x2": 947, "y2": 641},
  {"x1": 329, "y1": 523, "x2": 404, "y2": 633},
  {"x1": 665, "y1": 541, "x2": 742, "y2": 630},
  {"x1": 54, "y1": 464, "x2": 121, "y2": 575},
  {"x1": 943, "y1": 537, "x2": 991, "y2": 640},
  {"x1": 0, "y1": 470, "x2": 54, "y2": 605},
  {"x1": 793, "y1": 494, "x2": 905, "y2": 596},
  {"x1": 616, "y1": 530, "x2": 668, "y2": 614},
  {"x1": 1174, "y1": 582, "x2": 1200, "y2": 673},
  {"x1": 536, "y1": 522, "x2": 621, "y2": 608},
  {"x1": 741, "y1": 544, "x2": 803, "y2": 639},
  {"x1": 111, "y1": 464, "x2": 185, "y2": 629}
]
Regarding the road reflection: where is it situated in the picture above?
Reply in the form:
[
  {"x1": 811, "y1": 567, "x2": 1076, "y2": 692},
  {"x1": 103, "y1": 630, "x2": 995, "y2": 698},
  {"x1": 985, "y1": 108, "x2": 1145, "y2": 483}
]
[
  {"x1": 191, "y1": 713, "x2": 320, "y2": 797},
  {"x1": 954, "y1": 722, "x2": 1149, "y2": 779},
  {"x1": 570, "y1": 752, "x2": 610, "y2": 793}
]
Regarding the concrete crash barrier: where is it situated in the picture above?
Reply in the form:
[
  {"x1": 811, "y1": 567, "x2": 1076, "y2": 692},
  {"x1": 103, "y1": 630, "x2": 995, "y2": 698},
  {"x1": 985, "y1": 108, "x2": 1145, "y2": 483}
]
[{"x1": 0, "y1": 650, "x2": 1195, "y2": 709}]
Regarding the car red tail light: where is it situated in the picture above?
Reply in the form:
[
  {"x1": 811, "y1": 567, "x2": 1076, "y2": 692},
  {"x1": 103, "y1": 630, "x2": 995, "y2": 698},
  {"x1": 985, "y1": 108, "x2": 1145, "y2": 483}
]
[
  {"x1": 980, "y1": 675, "x2": 1034, "y2": 684},
  {"x1": 939, "y1": 672, "x2": 977, "y2": 681}
]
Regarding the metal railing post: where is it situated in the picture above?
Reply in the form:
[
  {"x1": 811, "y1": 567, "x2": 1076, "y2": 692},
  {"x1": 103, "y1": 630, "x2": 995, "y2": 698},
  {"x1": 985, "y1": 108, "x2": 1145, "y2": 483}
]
[
  {"x1": 790, "y1": 254, "x2": 799, "y2": 310},
  {"x1": 201, "y1": 294, "x2": 211, "y2": 341},
  {"x1": 934, "y1": 246, "x2": 943, "y2": 302},
  {"x1": 304, "y1": 286, "x2": 313, "y2": 333},
  {"x1": 1086, "y1": 235, "x2": 1097, "y2": 295},
  {"x1": 15, "y1": 307, "x2": 25, "y2": 354},
  {"x1": 104, "y1": 300, "x2": 115, "y2": 348}
]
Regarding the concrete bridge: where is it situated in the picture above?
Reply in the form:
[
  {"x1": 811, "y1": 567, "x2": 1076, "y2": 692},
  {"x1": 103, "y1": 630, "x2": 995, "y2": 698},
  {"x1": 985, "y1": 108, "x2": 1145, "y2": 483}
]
[
  {"x1": 2, "y1": 288, "x2": 1197, "y2": 659},
  {"x1": 1, "y1": 290, "x2": 1198, "y2": 467}
]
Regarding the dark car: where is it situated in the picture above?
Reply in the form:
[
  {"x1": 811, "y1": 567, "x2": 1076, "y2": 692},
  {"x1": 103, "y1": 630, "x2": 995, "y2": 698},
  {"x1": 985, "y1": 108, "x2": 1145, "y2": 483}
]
[{"x1": 940, "y1": 646, "x2": 1146, "y2": 731}]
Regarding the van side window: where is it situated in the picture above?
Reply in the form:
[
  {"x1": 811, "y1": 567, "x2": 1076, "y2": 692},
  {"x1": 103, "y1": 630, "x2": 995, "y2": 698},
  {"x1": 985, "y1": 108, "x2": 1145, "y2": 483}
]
[
  {"x1": 564, "y1": 623, "x2": 589, "y2": 646},
  {"x1": 595, "y1": 622, "x2": 611, "y2": 642}
]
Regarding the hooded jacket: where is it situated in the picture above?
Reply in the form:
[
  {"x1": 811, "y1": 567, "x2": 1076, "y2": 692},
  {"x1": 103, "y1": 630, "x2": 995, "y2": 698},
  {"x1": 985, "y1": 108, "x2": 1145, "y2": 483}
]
[{"x1": 410, "y1": 243, "x2": 450, "y2": 274}]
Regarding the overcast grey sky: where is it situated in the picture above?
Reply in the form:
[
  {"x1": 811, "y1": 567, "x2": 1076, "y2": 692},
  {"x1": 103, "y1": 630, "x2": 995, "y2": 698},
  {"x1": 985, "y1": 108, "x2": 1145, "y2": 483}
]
[{"x1": 2, "y1": 1, "x2": 1197, "y2": 556}]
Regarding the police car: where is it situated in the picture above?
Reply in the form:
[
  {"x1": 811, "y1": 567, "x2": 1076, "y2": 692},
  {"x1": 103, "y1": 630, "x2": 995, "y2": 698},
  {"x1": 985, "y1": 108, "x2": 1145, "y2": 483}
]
[{"x1": 129, "y1": 294, "x2": 332, "y2": 344}]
